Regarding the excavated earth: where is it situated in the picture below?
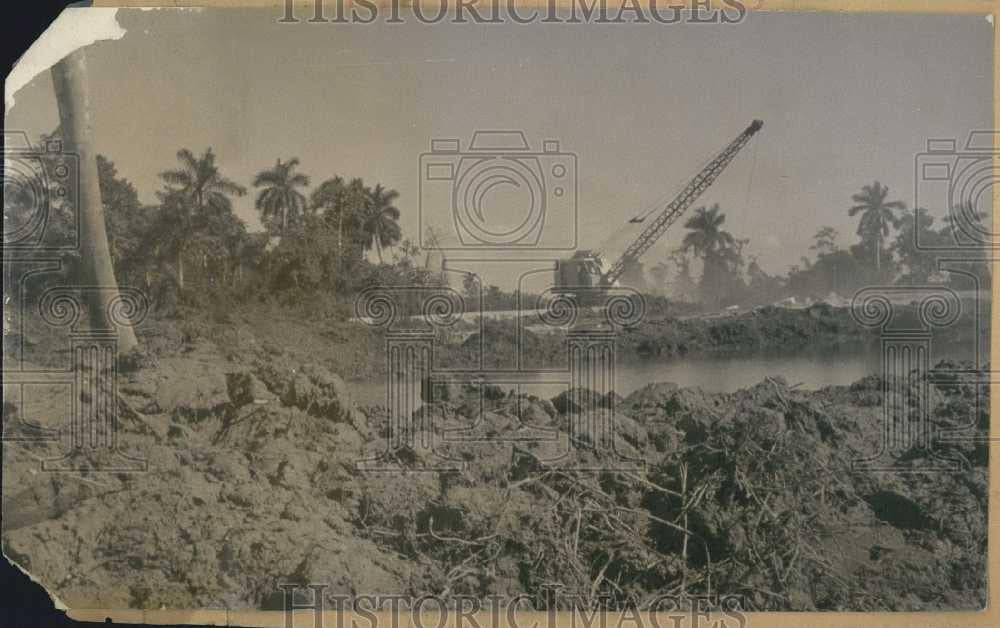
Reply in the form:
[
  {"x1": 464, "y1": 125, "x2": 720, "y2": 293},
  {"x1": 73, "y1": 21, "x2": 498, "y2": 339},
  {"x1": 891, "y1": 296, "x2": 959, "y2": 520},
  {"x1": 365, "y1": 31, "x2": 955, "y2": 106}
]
[{"x1": 1, "y1": 308, "x2": 990, "y2": 612}]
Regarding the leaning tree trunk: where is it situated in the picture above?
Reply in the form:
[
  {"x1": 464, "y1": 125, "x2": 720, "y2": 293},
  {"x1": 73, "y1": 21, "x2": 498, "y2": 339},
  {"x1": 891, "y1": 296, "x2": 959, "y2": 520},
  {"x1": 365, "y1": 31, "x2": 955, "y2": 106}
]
[{"x1": 51, "y1": 49, "x2": 139, "y2": 353}]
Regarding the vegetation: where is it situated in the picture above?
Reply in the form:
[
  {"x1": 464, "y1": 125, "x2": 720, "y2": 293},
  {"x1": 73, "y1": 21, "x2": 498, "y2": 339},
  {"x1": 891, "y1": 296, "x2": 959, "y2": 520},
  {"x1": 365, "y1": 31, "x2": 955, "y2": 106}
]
[
  {"x1": 679, "y1": 204, "x2": 746, "y2": 305},
  {"x1": 7, "y1": 138, "x2": 454, "y2": 318},
  {"x1": 155, "y1": 148, "x2": 248, "y2": 292},
  {"x1": 7, "y1": 133, "x2": 992, "y2": 321},
  {"x1": 648, "y1": 181, "x2": 991, "y2": 309},
  {"x1": 253, "y1": 157, "x2": 309, "y2": 235},
  {"x1": 849, "y1": 181, "x2": 906, "y2": 273}
]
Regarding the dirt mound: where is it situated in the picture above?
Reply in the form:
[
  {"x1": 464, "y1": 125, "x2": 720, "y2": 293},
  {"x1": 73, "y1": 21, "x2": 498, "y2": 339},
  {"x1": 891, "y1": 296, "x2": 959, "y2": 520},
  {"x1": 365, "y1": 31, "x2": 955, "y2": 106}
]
[
  {"x1": 2, "y1": 336, "x2": 988, "y2": 611},
  {"x1": 2, "y1": 341, "x2": 399, "y2": 609},
  {"x1": 328, "y1": 371, "x2": 987, "y2": 610},
  {"x1": 448, "y1": 320, "x2": 565, "y2": 370}
]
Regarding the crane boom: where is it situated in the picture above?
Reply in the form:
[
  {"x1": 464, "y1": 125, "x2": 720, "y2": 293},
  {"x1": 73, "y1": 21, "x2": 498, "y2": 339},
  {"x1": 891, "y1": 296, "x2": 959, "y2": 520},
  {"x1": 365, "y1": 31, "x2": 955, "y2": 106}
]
[{"x1": 602, "y1": 119, "x2": 763, "y2": 285}]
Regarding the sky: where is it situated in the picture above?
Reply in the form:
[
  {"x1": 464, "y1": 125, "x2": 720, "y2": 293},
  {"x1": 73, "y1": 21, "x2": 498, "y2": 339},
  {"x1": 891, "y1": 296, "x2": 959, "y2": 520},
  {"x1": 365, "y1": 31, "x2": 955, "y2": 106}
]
[{"x1": 5, "y1": 8, "x2": 993, "y2": 286}]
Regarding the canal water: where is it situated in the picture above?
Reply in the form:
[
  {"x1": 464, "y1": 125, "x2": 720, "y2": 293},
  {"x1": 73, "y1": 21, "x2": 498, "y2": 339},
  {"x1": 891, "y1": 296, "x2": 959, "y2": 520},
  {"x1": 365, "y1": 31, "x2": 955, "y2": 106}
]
[{"x1": 349, "y1": 344, "x2": 975, "y2": 406}]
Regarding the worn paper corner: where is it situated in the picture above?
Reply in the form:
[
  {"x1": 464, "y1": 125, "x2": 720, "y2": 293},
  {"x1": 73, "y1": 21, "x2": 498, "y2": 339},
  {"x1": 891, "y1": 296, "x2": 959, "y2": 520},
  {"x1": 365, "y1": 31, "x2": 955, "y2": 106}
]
[
  {"x1": 4, "y1": 7, "x2": 126, "y2": 115},
  {"x1": 2, "y1": 542, "x2": 69, "y2": 612}
]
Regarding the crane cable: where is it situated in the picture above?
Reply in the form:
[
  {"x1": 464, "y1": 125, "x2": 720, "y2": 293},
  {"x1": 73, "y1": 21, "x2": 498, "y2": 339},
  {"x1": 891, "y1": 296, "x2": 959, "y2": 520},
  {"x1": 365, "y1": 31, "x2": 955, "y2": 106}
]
[{"x1": 738, "y1": 138, "x2": 760, "y2": 238}]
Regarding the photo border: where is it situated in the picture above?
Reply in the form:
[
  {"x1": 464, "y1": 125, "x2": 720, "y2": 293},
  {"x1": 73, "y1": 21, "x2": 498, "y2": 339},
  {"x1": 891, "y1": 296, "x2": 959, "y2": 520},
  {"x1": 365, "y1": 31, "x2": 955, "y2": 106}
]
[{"x1": 8, "y1": 1, "x2": 995, "y2": 626}]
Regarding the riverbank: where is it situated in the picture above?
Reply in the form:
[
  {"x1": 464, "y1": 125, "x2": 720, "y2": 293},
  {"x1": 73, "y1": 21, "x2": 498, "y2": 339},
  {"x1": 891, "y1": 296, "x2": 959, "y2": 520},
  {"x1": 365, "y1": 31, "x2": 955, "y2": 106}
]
[
  {"x1": 8, "y1": 297, "x2": 985, "y2": 388},
  {"x1": 439, "y1": 301, "x2": 985, "y2": 373}
]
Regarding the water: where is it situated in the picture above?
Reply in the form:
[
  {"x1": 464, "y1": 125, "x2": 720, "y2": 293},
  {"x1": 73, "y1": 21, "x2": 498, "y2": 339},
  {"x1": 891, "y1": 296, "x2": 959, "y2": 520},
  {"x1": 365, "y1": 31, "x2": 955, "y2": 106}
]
[{"x1": 349, "y1": 346, "x2": 960, "y2": 406}]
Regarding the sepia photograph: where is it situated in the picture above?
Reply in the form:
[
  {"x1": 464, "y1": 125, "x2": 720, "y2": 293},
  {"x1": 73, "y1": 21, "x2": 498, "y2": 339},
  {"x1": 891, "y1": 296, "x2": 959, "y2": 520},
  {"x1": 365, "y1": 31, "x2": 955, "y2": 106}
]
[{"x1": 1, "y1": 2, "x2": 995, "y2": 624}]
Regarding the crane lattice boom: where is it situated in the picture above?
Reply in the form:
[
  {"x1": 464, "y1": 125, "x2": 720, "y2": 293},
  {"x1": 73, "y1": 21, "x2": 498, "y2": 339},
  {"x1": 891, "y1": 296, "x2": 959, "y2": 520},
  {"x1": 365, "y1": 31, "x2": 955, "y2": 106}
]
[{"x1": 602, "y1": 119, "x2": 763, "y2": 285}]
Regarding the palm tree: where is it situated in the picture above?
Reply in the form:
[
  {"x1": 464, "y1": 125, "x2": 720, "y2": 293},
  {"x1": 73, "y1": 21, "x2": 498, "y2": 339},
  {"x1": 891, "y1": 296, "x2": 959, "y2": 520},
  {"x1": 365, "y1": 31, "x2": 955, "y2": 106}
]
[
  {"x1": 51, "y1": 49, "x2": 138, "y2": 352},
  {"x1": 848, "y1": 181, "x2": 905, "y2": 272},
  {"x1": 158, "y1": 148, "x2": 246, "y2": 290},
  {"x1": 682, "y1": 204, "x2": 738, "y2": 302},
  {"x1": 253, "y1": 157, "x2": 310, "y2": 235},
  {"x1": 681, "y1": 204, "x2": 736, "y2": 259},
  {"x1": 310, "y1": 176, "x2": 350, "y2": 250},
  {"x1": 360, "y1": 183, "x2": 402, "y2": 264},
  {"x1": 161, "y1": 148, "x2": 246, "y2": 215}
]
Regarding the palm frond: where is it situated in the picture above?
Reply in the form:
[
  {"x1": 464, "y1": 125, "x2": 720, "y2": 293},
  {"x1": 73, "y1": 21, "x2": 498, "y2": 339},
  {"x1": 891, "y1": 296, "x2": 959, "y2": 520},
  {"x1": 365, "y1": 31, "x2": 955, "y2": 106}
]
[
  {"x1": 288, "y1": 173, "x2": 310, "y2": 188},
  {"x1": 160, "y1": 170, "x2": 192, "y2": 186},
  {"x1": 176, "y1": 148, "x2": 199, "y2": 173},
  {"x1": 210, "y1": 177, "x2": 246, "y2": 197},
  {"x1": 253, "y1": 170, "x2": 285, "y2": 187}
]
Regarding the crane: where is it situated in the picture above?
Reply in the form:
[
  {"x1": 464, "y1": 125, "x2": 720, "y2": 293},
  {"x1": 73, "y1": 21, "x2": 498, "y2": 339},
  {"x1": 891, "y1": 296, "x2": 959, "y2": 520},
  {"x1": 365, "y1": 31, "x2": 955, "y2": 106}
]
[{"x1": 557, "y1": 119, "x2": 763, "y2": 289}]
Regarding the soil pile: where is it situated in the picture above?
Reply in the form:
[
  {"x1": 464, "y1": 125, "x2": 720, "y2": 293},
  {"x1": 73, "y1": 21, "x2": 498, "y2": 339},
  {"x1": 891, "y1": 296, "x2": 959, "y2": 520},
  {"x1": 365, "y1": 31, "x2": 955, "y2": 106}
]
[
  {"x1": 1, "y1": 316, "x2": 989, "y2": 611},
  {"x1": 616, "y1": 303, "x2": 982, "y2": 359},
  {"x1": 445, "y1": 319, "x2": 565, "y2": 370}
]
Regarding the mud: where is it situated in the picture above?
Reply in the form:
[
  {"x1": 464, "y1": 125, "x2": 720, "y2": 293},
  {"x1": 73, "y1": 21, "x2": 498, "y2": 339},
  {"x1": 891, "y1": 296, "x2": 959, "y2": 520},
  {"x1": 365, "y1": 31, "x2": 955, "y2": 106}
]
[{"x1": 1, "y1": 312, "x2": 988, "y2": 611}]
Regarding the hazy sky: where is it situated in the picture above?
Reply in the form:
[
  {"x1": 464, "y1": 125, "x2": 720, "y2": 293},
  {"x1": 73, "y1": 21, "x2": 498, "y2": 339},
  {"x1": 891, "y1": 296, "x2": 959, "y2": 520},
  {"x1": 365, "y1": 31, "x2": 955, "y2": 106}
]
[{"x1": 6, "y1": 8, "x2": 993, "y2": 281}]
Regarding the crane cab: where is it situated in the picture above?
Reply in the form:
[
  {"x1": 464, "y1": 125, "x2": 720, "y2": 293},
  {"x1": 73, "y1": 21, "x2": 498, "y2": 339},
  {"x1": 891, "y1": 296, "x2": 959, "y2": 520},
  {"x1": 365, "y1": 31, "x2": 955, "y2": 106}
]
[{"x1": 556, "y1": 251, "x2": 613, "y2": 291}]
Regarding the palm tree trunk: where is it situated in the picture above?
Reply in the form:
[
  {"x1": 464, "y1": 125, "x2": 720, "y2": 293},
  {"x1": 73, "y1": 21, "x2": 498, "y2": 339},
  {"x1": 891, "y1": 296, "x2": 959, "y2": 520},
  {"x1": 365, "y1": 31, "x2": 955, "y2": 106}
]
[{"x1": 51, "y1": 50, "x2": 138, "y2": 353}]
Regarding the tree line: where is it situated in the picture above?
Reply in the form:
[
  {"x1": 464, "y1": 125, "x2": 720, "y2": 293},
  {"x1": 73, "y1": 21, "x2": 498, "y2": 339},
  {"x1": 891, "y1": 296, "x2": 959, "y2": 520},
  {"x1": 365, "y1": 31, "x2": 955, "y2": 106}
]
[
  {"x1": 645, "y1": 181, "x2": 992, "y2": 307},
  {"x1": 13, "y1": 142, "x2": 445, "y2": 314},
  {"x1": 9, "y1": 140, "x2": 991, "y2": 318}
]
